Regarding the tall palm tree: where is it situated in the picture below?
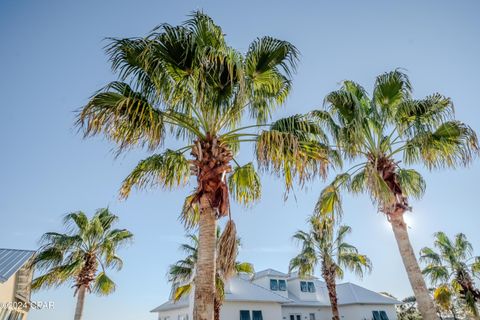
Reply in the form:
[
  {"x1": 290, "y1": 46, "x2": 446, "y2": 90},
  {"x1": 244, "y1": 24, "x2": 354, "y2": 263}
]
[
  {"x1": 76, "y1": 11, "x2": 337, "y2": 320},
  {"x1": 420, "y1": 232, "x2": 480, "y2": 318},
  {"x1": 30, "y1": 209, "x2": 133, "y2": 320},
  {"x1": 289, "y1": 216, "x2": 371, "y2": 320},
  {"x1": 168, "y1": 228, "x2": 254, "y2": 320},
  {"x1": 312, "y1": 70, "x2": 479, "y2": 320}
]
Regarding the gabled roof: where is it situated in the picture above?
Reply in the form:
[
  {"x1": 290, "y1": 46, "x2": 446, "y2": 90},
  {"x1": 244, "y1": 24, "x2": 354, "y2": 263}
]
[
  {"x1": 336, "y1": 283, "x2": 402, "y2": 305},
  {"x1": 150, "y1": 298, "x2": 189, "y2": 313},
  {"x1": 254, "y1": 268, "x2": 289, "y2": 279},
  {"x1": 0, "y1": 248, "x2": 35, "y2": 283},
  {"x1": 225, "y1": 276, "x2": 292, "y2": 303}
]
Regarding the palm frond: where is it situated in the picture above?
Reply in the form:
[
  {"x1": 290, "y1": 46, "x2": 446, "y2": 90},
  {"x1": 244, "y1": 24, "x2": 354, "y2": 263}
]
[
  {"x1": 120, "y1": 150, "x2": 190, "y2": 198},
  {"x1": 245, "y1": 37, "x2": 299, "y2": 123},
  {"x1": 228, "y1": 163, "x2": 261, "y2": 206},
  {"x1": 404, "y1": 120, "x2": 479, "y2": 169},
  {"x1": 256, "y1": 115, "x2": 336, "y2": 191},
  {"x1": 173, "y1": 284, "x2": 192, "y2": 301},
  {"x1": 92, "y1": 272, "x2": 116, "y2": 296},
  {"x1": 217, "y1": 220, "x2": 238, "y2": 279},
  {"x1": 396, "y1": 169, "x2": 426, "y2": 199},
  {"x1": 179, "y1": 193, "x2": 200, "y2": 230},
  {"x1": 373, "y1": 70, "x2": 412, "y2": 115},
  {"x1": 76, "y1": 81, "x2": 165, "y2": 152}
]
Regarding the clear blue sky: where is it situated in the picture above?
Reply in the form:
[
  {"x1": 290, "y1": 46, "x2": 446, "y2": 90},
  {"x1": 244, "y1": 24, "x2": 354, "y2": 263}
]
[{"x1": 1, "y1": 1, "x2": 480, "y2": 319}]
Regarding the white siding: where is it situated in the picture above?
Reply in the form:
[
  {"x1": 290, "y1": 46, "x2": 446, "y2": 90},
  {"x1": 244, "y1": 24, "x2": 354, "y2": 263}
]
[
  {"x1": 156, "y1": 307, "x2": 190, "y2": 320},
  {"x1": 337, "y1": 304, "x2": 397, "y2": 320},
  {"x1": 220, "y1": 301, "x2": 283, "y2": 320},
  {"x1": 281, "y1": 306, "x2": 332, "y2": 320}
]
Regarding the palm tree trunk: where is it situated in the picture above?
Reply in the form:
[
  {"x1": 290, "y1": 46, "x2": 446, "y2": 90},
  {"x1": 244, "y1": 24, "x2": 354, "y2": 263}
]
[
  {"x1": 450, "y1": 306, "x2": 458, "y2": 320},
  {"x1": 74, "y1": 285, "x2": 86, "y2": 320},
  {"x1": 214, "y1": 297, "x2": 221, "y2": 320},
  {"x1": 323, "y1": 265, "x2": 340, "y2": 320},
  {"x1": 389, "y1": 212, "x2": 438, "y2": 320},
  {"x1": 193, "y1": 196, "x2": 217, "y2": 320}
]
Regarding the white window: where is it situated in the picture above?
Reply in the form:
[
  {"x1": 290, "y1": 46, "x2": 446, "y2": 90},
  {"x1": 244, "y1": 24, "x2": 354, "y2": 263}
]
[{"x1": 309, "y1": 313, "x2": 316, "y2": 320}]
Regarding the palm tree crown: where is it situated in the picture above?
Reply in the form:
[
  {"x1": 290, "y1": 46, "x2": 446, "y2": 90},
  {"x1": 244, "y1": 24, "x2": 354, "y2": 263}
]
[
  {"x1": 314, "y1": 70, "x2": 478, "y2": 218},
  {"x1": 420, "y1": 232, "x2": 480, "y2": 317},
  {"x1": 75, "y1": 12, "x2": 337, "y2": 319},
  {"x1": 290, "y1": 217, "x2": 371, "y2": 280},
  {"x1": 289, "y1": 216, "x2": 371, "y2": 320},
  {"x1": 31, "y1": 208, "x2": 133, "y2": 295},
  {"x1": 313, "y1": 70, "x2": 478, "y2": 320}
]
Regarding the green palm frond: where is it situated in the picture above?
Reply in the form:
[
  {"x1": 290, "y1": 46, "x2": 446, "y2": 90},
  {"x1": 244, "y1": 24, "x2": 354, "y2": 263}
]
[
  {"x1": 338, "y1": 252, "x2": 372, "y2": 279},
  {"x1": 314, "y1": 173, "x2": 350, "y2": 219},
  {"x1": 471, "y1": 257, "x2": 480, "y2": 276},
  {"x1": 256, "y1": 115, "x2": 337, "y2": 191},
  {"x1": 419, "y1": 247, "x2": 442, "y2": 265},
  {"x1": 120, "y1": 150, "x2": 190, "y2": 198},
  {"x1": 396, "y1": 169, "x2": 426, "y2": 199},
  {"x1": 404, "y1": 121, "x2": 479, "y2": 169},
  {"x1": 245, "y1": 37, "x2": 299, "y2": 123},
  {"x1": 235, "y1": 262, "x2": 255, "y2": 274},
  {"x1": 77, "y1": 81, "x2": 164, "y2": 152},
  {"x1": 373, "y1": 70, "x2": 412, "y2": 114},
  {"x1": 395, "y1": 94, "x2": 454, "y2": 137},
  {"x1": 179, "y1": 193, "x2": 200, "y2": 230},
  {"x1": 228, "y1": 163, "x2": 261, "y2": 206},
  {"x1": 364, "y1": 165, "x2": 396, "y2": 207},
  {"x1": 92, "y1": 272, "x2": 116, "y2": 296}
]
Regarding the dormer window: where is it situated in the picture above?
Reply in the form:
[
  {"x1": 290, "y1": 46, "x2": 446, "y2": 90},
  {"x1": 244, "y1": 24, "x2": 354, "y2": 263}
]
[
  {"x1": 300, "y1": 281, "x2": 316, "y2": 293},
  {"x1": 270, "y1": 279, "x2": 278, "y2": 290},
  {"x1": 278, "y1": 279, "x2": 287, "y2": 291},
  {"x1": 270, "y1": 279, "x2": 287, "y2": 291}
]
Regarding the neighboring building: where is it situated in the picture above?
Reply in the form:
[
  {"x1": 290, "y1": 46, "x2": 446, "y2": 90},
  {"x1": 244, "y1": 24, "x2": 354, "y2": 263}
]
[
  {"x1": 152, "y1": 268, "x2": 400, "y2": 320},
  {"x1": 0, "y1": 248, "x2": 36, "y2": 320}
]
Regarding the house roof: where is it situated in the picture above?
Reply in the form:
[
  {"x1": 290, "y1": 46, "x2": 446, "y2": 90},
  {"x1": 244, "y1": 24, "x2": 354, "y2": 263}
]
[
  {"x1": 224, "y1": 276, "x2": 292, "y2": 303},
  {"x1": 151, "y1": 276, "x2": 292, "y2": 312},
  {"x1": 282, "y1": 280, "x2": 401, "y2": 307},
  {"x1": 287, "y1": 271, "x2": 318, "y2": 281},
  {"x1": 0, "y1": 248, "x2": 35, "y2": 283},
  {"x1": 336, "y1": 282, "x2": 402, "y2": 305},
  {"x1": 151, "y1": 298, "x2": 189, "y2": 313},
  {"x1": 254, "y1": 268, "x2": 289, "y2": 279}
]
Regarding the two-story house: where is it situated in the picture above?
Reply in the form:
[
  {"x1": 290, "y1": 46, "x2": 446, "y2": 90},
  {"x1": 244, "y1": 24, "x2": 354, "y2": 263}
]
[{"x1": 151, "y1": 268, "x2": 400, "y2": 320}]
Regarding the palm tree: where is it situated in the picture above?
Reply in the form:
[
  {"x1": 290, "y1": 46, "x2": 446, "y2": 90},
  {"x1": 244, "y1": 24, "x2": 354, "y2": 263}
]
[
  {"x1": 30, "y1": 209, "x2": 133, "y2": 320},
  {"x1": 312, "y1": 70, "x2": 479, "y2": 320},
  {"x1": 168, "y1": 228, "x2": 254, "y2": 320},
  {"x1": 76, "y1": 11, "x2": 337, "y2": 320},
  {"x1": 289, "y1": 216, "x2": 371, "y2": 320},
  {"x1": 420, "y1": 232, "x2": 480, "y2": 318}
]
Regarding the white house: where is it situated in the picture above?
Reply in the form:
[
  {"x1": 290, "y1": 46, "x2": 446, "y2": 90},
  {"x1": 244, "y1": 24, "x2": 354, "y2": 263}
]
[{"x1": 151, "y1": 268, "x2": 400, "y2": 320}]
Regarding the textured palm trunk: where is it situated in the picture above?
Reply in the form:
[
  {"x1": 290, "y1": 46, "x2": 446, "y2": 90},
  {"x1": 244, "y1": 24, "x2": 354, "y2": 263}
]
[
  {"x1": 450, "y1": 306, "x2": 458, "y2": 320},
  {"x1": 193, "y1": 196, "x2": 217, "y2": 320},
  {"x1": 214, "y1": 297, "x2": 221, "y2": 320},
  {"x1": 389, "y1": 212, "x2": 438, "y2": 320},
  {"x1": 323, "y1": 264, "x2": 340, "y2": 320},
  {"x1": 74, "y1": 285, "x2": 86, "y2": 320}
]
